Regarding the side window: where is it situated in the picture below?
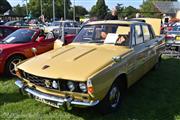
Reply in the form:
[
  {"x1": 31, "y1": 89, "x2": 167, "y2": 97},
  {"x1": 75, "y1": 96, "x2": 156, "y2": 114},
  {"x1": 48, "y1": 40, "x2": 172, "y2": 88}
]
[
  {"x1": 134, "y1": 25, "x2": 143, "y2": 44},
  {"x1": 64, "y1": 23, "x2": 69, "y2": 27},
  {"x1": 142, "y1": 25, "x2": 151, "y2": 42},
  {"x1": 74, "y1": 22, "x2": 79, "y2": 27}
]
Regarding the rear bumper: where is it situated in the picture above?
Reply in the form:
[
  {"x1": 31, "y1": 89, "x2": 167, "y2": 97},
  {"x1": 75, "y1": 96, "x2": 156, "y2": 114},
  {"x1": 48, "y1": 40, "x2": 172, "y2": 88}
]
[{"x1": 15, "y1": 80, "x2": 99, "y2": 109}]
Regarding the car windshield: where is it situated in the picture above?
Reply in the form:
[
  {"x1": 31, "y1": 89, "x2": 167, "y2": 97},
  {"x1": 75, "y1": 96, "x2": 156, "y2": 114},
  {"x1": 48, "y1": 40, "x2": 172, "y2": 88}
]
[
  {"x1": 73, "y1": 24, "x2": 130, "y2": 45},
  {"x1": 51, "y1": 21, "x2": 62, "y2": 26},
  {"x1": 1, "y1": 29, "x2": 36, "y2": 44}
]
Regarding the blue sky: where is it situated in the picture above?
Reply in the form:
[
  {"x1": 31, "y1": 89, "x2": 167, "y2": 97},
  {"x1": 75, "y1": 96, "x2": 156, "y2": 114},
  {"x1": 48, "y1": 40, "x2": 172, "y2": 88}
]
[{"x1": 7, "y1": 0, "x2": 144, "y2": 10}]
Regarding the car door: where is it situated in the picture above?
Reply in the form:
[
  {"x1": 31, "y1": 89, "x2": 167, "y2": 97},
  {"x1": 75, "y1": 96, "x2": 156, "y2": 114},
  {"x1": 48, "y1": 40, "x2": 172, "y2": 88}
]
[
  {"x1": 127, "y1": 24, "x2": 147, "y2": 85},
  {"x1": 142, "y1": 24, "x2": 159, "y2": 72},
  {"x1": 36, "y1": 32, "x2": 55, "y2": 54}
]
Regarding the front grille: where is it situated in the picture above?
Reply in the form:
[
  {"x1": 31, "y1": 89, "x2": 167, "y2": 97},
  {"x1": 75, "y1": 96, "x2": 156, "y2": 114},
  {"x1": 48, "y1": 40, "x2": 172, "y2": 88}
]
[
  {"x1": 22, "y1": 72, "x2": 60, "y2": 90},
  {"x1": 21, "y1": 71, "x2": 86, "y2": 93}
]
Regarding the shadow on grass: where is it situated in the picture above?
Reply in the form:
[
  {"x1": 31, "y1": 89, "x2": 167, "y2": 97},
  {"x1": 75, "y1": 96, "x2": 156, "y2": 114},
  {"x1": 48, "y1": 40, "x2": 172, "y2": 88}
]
[
  {"x1": 0, "y1": 76, "x2": 26, "y2": 106},
  {"x1": 0, "y1": 75, "x2": 17, "y2": 81},
  {"x1": 0, "y1": 92, "x2": 27, "y2": 106},
  {"x1": 67, "y1": 58, "x2": 180, "y2": 120}
]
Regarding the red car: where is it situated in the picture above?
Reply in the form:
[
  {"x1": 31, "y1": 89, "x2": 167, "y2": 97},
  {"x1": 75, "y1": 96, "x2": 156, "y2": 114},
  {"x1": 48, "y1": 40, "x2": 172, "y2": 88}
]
[
  {"x1": 0, "y1": 28, "x2": 56, "y2": 76},
  {"x1": 0, "y1": 25, "x2": 20, "y2": 41}
]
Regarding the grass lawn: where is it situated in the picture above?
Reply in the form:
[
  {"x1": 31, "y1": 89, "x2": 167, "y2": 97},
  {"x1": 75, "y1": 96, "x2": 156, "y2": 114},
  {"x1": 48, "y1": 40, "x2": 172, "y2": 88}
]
[{"x1": 0, "y1": 58, "x2": 180, "y2": 120}]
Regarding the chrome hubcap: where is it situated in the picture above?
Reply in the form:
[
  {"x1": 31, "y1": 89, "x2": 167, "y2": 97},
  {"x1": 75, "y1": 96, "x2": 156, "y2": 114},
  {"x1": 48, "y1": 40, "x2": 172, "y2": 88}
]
[
  {"x1": 109, "y1": 86, "x2": 120, "y2": 108},
  {"x1": 9, "y1": 58, "x2": 22, "y2": 75}
]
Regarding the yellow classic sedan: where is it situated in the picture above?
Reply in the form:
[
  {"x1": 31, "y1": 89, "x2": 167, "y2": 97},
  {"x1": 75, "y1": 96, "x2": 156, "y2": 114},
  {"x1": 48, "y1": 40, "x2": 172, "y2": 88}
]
[{"x1": 15, "y1": 20, "x2": 165, "y2": 113}]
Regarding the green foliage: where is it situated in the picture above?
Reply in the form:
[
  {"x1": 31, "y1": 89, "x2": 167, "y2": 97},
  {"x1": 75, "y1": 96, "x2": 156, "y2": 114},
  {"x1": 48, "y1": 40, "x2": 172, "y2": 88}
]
[
  {"x1": 90, "y1": 0, "x2": 108, "y2": 20},
  {"x1": 13, "y1": 4, "x2": 26, "y2": 16},
  {"x1": 68, "y1": 6, "x2": 88, "y2": 20},
  {"x1": 28, "y1": 0, "x2": 71, "y2": 20},
  {"x1": 0, "y1": 0, "x2": 12, "y2": 14},
  {"x1": 115, "y1": 4, "x2": 139, "y2": 19},
  {"x1": 140, "y1": 0, "x2": 160, "y2": 17},
  {"x1": 115, "y1": 4, "x2": 125, "y2": 19},
  {"x1": 74, "y1": 6, "x2": 88, "y2": 17},
  {"x1": 122, "y1": 6, "x2": 139, "y2": 19}
]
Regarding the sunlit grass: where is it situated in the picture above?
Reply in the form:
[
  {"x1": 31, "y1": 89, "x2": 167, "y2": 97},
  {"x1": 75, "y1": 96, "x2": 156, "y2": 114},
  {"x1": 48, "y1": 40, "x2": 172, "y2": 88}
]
[{"x1": 0, "y1": 58, "x2": 180, "y2": 120}]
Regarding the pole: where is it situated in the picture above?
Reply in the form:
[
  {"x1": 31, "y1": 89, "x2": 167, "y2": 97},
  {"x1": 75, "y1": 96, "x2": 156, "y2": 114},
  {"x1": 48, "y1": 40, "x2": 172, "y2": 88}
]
[
  {"x1": 73, "y1": 0, "x2": 75, "y2": 21},
  {"x1": 25, "y1": 0, "x2": 28, "y2": 16},
  {"x1": 53, "y1": 0, "x2": 55, "y2": 21},
  {"x1": 64, "y1": 0, "x2": 66, "y2": 20},
  {"x1": 40, "y1": 0, "x2": 43, "y2": 15}
]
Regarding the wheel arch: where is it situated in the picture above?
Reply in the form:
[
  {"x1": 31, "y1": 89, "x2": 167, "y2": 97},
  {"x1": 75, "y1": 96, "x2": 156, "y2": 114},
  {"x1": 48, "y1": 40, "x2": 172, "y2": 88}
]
[
  {"x1": 6, "y1": 53, "x2": 27, "y2": 62},
  {"x1": 4, "y1": 53, "x2": 27, "y2": 74},
  {"x1": 114, "y1": 73, "x2": 128, "y2": 92}
]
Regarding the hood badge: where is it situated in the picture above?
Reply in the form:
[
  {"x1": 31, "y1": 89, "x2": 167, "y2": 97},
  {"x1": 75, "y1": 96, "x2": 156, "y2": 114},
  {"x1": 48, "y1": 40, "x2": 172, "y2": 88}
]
[{"x1": 42, "y1": 65, "x2": 50, "y2": 70}]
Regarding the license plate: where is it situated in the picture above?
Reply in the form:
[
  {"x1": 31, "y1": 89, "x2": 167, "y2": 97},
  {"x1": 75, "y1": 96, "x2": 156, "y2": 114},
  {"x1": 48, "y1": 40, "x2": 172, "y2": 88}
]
[
  {"x1": 176, "y1": 36, "x2": 180, "y2": 40},
  {"x1": 35, "y1": 96, "x2": 60, "y2": 108}
]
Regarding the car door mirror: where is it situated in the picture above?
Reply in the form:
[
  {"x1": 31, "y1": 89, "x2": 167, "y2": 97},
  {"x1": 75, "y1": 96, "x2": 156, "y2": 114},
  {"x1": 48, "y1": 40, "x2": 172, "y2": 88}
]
[{"x1": 31, "y1": 47, "x2": 37, "y2": 56}]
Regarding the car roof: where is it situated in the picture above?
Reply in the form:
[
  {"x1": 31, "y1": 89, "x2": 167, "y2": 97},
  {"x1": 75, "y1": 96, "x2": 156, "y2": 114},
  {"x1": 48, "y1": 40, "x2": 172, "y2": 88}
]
[
  {"x1": 0, "y1": 25, "x2": 20, "y2": 29},
  {"x1": 53, "y1": 20, "x2": 76, "y2": 23},
  {"x1": 86, "y1": 20, "x2": 143, "y2": 25}
]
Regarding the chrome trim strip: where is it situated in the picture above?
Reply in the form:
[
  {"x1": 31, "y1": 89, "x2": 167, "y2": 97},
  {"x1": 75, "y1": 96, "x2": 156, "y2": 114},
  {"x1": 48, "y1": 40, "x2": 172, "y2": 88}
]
[{"x1": 15, "y1": 80, "x2": 99, "y2": 107}]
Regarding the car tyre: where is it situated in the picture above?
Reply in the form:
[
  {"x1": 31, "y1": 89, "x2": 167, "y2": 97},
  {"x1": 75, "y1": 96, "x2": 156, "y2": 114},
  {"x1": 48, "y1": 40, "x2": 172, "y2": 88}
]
[
  {"x1": 5, "y1": 56, "x2": 24, "y2": 76},
  {"x1": 97, "y1": 81, "x2": 122, "y2": 114}
]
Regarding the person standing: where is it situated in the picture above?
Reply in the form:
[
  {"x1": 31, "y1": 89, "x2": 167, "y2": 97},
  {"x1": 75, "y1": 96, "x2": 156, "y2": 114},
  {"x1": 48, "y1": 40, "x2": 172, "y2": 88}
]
[{"x1": 105, "y1": 8, "x2": 118, "y2": 20}]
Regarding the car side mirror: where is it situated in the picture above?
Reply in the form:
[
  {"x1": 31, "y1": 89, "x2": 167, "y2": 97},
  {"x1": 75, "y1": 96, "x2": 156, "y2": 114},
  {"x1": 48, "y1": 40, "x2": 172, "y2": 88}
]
[
  {"x1": 37, "y1": 36, "x2": 45, "y2": 42},
  {"x1": 31, "y1": 47, "x2": 37, "y2": 56}
]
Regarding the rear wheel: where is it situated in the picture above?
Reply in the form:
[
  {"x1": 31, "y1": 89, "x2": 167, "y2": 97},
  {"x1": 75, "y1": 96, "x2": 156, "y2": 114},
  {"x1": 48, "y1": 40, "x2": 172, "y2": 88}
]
[{"x1": 5, "y1": 56, "x2": 24, "y2": 76}]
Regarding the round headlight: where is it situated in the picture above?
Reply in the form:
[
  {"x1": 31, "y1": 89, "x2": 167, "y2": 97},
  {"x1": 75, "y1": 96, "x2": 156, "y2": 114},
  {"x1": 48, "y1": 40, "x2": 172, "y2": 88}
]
[
  {"x1": 79, "y1": 83, "x2": 87, "y2": 93},
  {"x1": 52, "y1": 80, "x2": 58, "y2": 89},
  {"x1": 67, "y1": 81, "x2": 75, "y2": 91}
]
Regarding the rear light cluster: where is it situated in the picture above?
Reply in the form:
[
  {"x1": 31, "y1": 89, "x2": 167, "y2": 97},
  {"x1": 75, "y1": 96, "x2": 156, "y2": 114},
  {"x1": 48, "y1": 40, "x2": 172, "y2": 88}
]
[{"x1": 165, "y1": 35, "x2": 174, "y2": 40}]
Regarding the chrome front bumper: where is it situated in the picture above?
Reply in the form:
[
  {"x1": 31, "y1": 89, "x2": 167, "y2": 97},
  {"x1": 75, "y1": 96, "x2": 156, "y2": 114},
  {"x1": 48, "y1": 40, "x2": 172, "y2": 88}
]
[{"x1": 15, "y1": 80, "x2": 99, "y2": 109}]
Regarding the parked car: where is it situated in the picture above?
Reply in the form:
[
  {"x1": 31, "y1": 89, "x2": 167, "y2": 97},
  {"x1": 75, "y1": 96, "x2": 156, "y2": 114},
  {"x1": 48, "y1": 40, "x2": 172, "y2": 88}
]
[
  {"x1": 44, "y1": 20, "x2": 80, "y2": 33},
  {"x1": 0, "y1": 28, "x2": 56, "y2": 76},
  {"x1": 0, "y1": 25, "x2": 20, "y2": 41},
  {"x1": 44, "y1": 20, "x2": 80, "y2": 45},
  {"x1": 15, "y1": 20, "x2": 165, "y2": 113},
  {"x1": 165, "y1": 25, "x2": 180, "y2": 51},
  {"x1": 4, "y1": 20, "x2": 29, "y2": 27}
]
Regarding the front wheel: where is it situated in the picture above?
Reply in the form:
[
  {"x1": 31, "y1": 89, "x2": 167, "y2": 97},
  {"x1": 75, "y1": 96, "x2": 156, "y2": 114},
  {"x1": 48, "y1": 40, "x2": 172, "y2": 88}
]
[
  {"x1": 5, "y1": 56, "x2": 24, "y2": 76},
  {"x1": 97, "y1": 82, "x2": 122, "y2": 114}
]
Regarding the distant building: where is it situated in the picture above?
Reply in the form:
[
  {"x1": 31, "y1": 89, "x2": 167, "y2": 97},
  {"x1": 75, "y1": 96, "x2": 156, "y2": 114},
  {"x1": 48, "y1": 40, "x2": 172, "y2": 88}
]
[{"x1": 153, "y1": 1, "x2": 180, "y2": 17}]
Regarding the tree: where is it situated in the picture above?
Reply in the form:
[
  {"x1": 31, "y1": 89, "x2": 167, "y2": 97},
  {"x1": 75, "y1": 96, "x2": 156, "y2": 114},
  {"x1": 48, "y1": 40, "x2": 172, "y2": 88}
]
[
  {"x1": 13, "y1": 4, "x2": 26, "y2": 16},
  {"x1": 140, "y1": 0, "x2": 178, "y2": 18},
  {"x1": 68, "y1": 6, "x2": 88, "y2": 20},
  {"x1": 28, "y1": 0, "x2": 71, "y2": 20},
  {"x1": 90, "y1": 0, "x2": 108, "y2": 20},
  {"x1": 122, "y1": 6, "x2": 139, "y2": 19},
  {"x1": 74, "y1": 6, "x2": 88, "y2": 17},
  {"x1": 115, "y1": 3, "x2": 125, "y2": 19},
  {"x1": 0, "y1": 0, "x2": 12, "y2": 14}
]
